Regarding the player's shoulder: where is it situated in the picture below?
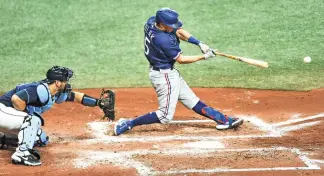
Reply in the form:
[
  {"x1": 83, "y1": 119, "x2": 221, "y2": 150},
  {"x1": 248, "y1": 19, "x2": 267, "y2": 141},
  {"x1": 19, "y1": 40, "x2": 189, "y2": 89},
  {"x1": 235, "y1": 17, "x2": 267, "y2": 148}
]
[
  {"x1": 153, "y1": 32, "x2": 176, "y2": 46},
  {"x1": 146, "y1": 16, "x2": 156, "y2": 25},
  {"x1": 36, "y1": 83, "x2": 50, "y2": 103},
  {"x1": 16, "y1": 82, "x2": 39, "y2": 89},
  {"x1": 16, "y1": 82, "x2": 50, "y2": 103}
]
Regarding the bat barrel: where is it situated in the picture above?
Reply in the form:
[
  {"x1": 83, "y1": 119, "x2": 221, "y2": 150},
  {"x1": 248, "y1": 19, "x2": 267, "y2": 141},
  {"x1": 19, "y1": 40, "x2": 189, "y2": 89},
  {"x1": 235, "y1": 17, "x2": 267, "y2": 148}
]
[{"x1": 212, "y1": 50, "x2": 268, "y2": 68}]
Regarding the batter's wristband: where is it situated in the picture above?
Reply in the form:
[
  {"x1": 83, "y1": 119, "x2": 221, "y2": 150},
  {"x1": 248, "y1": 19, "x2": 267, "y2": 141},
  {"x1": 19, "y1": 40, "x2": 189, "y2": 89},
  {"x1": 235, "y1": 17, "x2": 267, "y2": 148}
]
[
  {"x1": 82, "y1": 94, "x2": 99, "y2": 107},
  {"x1": 188, "y1": 36, "x2": 200, "y2": 45}
]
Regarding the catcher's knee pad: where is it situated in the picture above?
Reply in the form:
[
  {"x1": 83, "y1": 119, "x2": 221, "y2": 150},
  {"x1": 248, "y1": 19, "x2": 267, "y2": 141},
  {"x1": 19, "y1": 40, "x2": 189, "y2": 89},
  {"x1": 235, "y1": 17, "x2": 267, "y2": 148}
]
[
  {"x1": 18, "y1": 115, "x2": 42, "y2": 150},
  {"x1": 34, "y1": 128, "x2": 49, "y2": 147}
]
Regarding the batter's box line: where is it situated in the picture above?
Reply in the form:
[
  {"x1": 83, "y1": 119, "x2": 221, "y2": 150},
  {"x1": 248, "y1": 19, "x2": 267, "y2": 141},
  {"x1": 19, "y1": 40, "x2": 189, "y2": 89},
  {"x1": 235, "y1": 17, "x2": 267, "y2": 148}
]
[
  {"x1": 273, "y1": 113, "x2": 324, "y2": 127},
  {"x1": 158, "y1": 147, "x2": 321, "y2": 174},
  {"x1": 86, "y1": 116, "x2": 274, "y2": 143},
  {"x1": 72, "y1": 147, "x2": 320, "y2": 175},
  {"x1": 86, "y1": 114, "x2": 323, "y2": 143}
]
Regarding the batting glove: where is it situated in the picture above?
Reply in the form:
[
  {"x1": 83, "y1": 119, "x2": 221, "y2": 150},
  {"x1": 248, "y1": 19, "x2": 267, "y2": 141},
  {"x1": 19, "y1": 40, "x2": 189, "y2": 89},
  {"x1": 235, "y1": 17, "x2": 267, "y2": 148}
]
[
  {"x1": 204, "y1": 49, "x2": 216, "y2": 60},
  {"x1": 198, "y1": 42, "x2": 210, "y2": 54}
]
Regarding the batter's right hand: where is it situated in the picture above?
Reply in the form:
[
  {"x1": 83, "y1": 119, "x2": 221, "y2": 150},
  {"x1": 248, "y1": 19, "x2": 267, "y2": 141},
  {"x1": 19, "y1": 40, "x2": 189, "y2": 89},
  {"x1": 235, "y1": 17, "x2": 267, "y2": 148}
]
[{"x1": 204, "y1": 49, "x2": 216, "y2": 60}]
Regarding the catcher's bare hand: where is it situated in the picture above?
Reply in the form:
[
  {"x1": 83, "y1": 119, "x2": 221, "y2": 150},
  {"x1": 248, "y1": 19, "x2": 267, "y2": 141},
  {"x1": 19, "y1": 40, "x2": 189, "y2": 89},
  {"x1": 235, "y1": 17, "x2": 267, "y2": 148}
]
[{"x1": 98, "y1": 89, "x2": 115, "y2": 121}]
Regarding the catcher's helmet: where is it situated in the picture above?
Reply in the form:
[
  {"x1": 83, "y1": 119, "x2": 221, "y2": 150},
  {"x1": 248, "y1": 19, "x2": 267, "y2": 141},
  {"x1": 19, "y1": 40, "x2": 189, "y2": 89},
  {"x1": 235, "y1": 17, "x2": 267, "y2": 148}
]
[
  {"x1": 156, "y1": 8, "x2": 183, "y2": 29},
  {"x1": 46, "y1": 66, "x2": 73, "y2": 82}
]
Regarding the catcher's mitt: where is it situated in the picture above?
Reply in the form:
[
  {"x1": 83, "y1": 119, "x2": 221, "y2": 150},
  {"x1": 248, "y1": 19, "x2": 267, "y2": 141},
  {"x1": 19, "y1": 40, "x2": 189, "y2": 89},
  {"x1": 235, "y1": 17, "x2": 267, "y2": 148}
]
[{"x1": 98, "y1": 89, "x2": 115, "y2": 121}]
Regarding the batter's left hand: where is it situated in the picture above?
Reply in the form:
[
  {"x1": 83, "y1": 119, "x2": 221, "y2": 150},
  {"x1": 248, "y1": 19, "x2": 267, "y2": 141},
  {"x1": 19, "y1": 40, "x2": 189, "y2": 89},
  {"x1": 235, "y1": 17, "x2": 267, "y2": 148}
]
[
  {"x1": 198, "y1": 42, "x2": 210, "y2": 54},
  {"x1": 204, "y1": 49, "x2": 216, "y2": 60}
]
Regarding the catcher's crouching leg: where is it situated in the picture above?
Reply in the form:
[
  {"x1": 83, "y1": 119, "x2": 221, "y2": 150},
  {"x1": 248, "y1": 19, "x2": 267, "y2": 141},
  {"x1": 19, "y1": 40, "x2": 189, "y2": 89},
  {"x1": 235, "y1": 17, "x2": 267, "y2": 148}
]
[
  {"x1": 11, "y1": 115, "x2": 42, "y2": 166},
  {"x1": 34, "y1": 128, "x2": 49, "y2": 147},
  {"x1": 0, "y1": 128, "x2": 49, "y2": 149}
]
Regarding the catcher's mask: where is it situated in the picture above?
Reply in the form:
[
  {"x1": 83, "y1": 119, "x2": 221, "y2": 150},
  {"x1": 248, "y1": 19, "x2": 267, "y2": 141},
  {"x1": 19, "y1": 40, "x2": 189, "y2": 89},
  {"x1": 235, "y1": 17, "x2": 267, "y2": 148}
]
[
  {"x1": 44, "y1": 66, "x2": 74, "y2": 93},
  {"x1": 45, "y1": 66, "x2": 74, "y2": 82}
]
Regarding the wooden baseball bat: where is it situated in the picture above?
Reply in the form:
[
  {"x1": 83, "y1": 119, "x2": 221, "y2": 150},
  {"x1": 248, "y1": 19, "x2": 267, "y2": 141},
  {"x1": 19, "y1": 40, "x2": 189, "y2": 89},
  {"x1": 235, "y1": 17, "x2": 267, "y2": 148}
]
[{"x1": 212, "y1": 50, "x2": 269, "y2": 68}]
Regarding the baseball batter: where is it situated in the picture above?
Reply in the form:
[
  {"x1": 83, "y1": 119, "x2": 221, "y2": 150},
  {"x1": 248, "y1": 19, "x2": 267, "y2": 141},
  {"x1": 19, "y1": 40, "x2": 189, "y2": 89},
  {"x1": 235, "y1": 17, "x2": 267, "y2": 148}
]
[
  {"x1": 0, "y1": 66, "x2": 115, "y2": 166},
  {"x1": 114, "y1": 8, "x2": 243, "y2": 135}
]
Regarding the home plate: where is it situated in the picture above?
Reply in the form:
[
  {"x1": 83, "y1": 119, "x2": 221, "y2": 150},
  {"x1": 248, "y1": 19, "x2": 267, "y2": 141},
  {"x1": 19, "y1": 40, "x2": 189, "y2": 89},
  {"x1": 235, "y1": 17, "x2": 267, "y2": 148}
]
[{"x1": 182, "y1": 141, "x2": 225, "y2": 149}]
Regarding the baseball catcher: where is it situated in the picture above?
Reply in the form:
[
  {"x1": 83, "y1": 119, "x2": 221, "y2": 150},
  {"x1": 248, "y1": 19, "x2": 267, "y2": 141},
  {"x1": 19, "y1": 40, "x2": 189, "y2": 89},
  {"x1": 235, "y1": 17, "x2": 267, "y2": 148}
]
[
  {"x1": 0, "y1": 66, "x2": 115, "y2": 166},
  {"x1": 114, "y1": 8, "x2": 243, "y2": 136}
]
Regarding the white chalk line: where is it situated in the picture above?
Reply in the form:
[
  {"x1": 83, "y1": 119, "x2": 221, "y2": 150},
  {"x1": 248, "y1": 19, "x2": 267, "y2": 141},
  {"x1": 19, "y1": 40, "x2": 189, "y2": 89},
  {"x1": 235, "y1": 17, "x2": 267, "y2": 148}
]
[
  {"x1": 163, "y1": 167, "x2": 317, "y2": 174},
  {"x1": 162, "y1": 147, "x2": 321, "y2": 174},
  {"x1": 79, "y1": 113, "x2": 324, "y2": 174},
  {"x1": 273, "y1": 113, "x2": 324, "y2": 127},
  {"x1": 311, "y1": 159, "x2": 324, "y2": 164},
  {"x1": 86, "y1": 114, "x2": 323, "y2": 143},
  {"x1": 182, "y1": 141, "x2": 225, "y2": 149},
  {"x1": 86, "y1": 115, "x2": 276, "y2": 143},
  {"x1": 73, "y1": 147, "x2": 320, "y2": 175},
  {"x1": 84, "y1": 134, "x2": 274, "y2": 143},
  {"x1": 280, "y1": 121, "x2": 321, "y2": 133},
  {"x1": 292, "y1": 148, "x2": 321, "y2": 170},
  {"x1": 74, "y1": 150, "x2": 155, "y2": 176}
]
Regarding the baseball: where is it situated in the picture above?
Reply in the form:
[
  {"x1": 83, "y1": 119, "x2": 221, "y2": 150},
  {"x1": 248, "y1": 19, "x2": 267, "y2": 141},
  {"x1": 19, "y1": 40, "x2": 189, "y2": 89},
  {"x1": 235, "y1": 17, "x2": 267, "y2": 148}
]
[{"x1": 303, "y1": 56, "x2": 311, "y2": 63}]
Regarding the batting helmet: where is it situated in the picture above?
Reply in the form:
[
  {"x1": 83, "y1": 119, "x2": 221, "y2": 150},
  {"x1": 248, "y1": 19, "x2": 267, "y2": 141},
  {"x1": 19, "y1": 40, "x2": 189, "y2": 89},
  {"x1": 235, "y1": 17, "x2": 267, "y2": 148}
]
[
  {"x1": 156, "y1": 8, "x2": 183, "y2": 29},
  {"x1": 45, "y1": 66, "x2": 73, "y2": 82}
]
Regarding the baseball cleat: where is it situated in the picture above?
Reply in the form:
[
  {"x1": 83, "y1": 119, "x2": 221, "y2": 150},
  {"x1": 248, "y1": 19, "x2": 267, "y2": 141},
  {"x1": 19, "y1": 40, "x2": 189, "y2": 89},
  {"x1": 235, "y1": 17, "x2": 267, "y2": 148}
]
[
  {"x1": 114, "y1": 118, "x2": 132, "y2": 136},
  {"x1": 216, "y1": 118, "x2": 243, "y2": 130},
  {"x1": 11, "y1": 149, "x2": 41, "y2": 166}
]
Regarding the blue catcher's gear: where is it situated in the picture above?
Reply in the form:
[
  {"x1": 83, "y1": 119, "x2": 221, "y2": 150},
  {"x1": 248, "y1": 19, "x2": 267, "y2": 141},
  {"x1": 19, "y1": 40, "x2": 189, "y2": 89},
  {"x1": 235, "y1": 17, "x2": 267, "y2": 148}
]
[
  {"x1": 156, "y1": 7, "x2": 183, "y2": 29},
  {"x1": 0, "y1": 129, "x2": 48, "y2": 148},
  {"x1": 34, "y1": 128, "x2": 49, "y2": 147},
  {"x1": 0, "y1": 65, "x2": 78, "y2": 166},
  {"x1": 17, "y1": 115, "x2": 42, "y2": 151}
]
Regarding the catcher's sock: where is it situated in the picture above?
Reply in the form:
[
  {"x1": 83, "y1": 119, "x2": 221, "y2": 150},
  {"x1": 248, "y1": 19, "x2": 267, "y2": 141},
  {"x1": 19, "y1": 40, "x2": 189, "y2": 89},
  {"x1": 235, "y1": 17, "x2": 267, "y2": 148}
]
[
  {"x1": 131, "y1": 112, "x2": 160, "y2": 127},
  {"x1": 192, "y1": 101, "x2": 228, "y2": 124}
]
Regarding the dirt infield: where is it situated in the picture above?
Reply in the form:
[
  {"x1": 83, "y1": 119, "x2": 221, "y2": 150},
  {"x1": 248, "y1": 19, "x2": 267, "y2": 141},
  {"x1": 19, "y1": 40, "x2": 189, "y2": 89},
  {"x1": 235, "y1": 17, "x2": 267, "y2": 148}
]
[{"x1": 1, "y1": 88, "x2": 324, "y2": 176}]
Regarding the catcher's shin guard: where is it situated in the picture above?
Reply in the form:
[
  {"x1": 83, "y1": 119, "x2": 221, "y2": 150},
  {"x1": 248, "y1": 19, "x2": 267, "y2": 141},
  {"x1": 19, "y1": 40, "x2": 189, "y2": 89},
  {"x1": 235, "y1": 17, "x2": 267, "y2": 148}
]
[{"x1": 17, "y1": 115, "x2": 41, "y2": 151}]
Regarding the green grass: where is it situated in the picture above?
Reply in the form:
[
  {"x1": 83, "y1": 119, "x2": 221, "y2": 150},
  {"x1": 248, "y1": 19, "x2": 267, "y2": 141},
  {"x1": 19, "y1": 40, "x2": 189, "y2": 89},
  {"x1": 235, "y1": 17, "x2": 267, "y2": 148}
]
[{"x1": 0, "y1": 0, "x2": 323, "y2": 91}]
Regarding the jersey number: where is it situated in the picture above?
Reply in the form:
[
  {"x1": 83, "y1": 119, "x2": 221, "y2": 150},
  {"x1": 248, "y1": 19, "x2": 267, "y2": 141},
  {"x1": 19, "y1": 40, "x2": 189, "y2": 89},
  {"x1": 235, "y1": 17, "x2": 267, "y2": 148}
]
[{"x1": 144, "y1": 36, "x2": 150, "y2": 55}]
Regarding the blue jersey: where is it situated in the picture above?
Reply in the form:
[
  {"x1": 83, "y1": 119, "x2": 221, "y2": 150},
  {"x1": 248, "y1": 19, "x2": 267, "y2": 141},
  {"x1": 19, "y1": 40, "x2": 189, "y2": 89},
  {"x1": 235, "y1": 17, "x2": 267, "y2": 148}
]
[
  {"x1": 144, "y1": 16, "x2": 182, "y2": 69},
  {"x1": 0, "y1": 82, "x2": 70, "y2": 115}
]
